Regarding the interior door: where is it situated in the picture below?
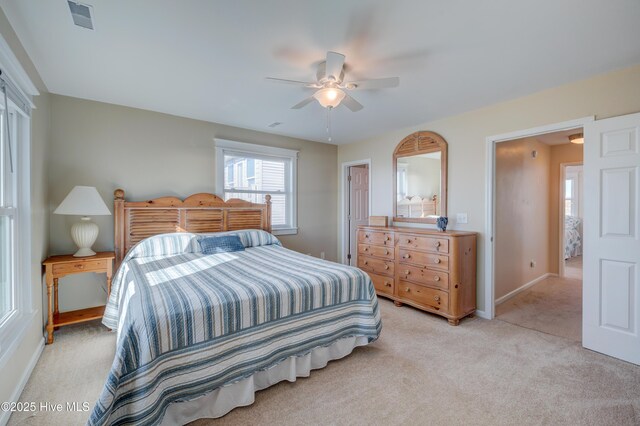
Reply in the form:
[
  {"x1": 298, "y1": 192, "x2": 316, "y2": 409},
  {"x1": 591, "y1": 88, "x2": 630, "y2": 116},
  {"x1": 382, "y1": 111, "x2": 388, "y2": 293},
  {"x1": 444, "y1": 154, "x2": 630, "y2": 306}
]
[
  {"x1": 583, "y1": 112, "x2": 640, "y2": 365},
  {"x1": 348, "y1": 165, "x2": 369, "y2": 265}
]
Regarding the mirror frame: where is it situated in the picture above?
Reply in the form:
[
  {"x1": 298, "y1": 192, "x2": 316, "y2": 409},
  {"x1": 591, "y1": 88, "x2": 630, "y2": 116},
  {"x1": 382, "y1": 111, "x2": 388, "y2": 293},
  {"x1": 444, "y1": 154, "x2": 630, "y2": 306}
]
[{"x1": 393, "y1": 131, "x2": 448, "y2": 224}]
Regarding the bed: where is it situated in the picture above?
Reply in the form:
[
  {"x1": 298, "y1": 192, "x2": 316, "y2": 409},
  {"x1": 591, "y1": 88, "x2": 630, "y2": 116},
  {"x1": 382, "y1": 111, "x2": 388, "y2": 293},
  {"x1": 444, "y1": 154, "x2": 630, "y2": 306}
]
[
  {"x1": 564, "y1": 215, "x2": 582, "y2": 259},
  {"x1": 89, "y1": 190, "x2": 381, "y2": 425}
]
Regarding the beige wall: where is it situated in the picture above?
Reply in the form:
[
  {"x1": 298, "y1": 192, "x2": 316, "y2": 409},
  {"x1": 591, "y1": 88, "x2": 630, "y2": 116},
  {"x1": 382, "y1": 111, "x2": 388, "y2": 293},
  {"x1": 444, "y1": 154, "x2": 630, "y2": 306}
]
[
  {"x1": 337, "y1": 64, "x2": 640, "y2": 313},
  {"x1": 48, "y1": 94, "x2": 338, "y2": 311},
  {"x1": 494, "y1": 138, "x2": 550, "y2": 299},
  {"x1": 0, "y1": 7, "x2": 50, "y2": 409},
  {"x1": 548, "y1": 143, "x2": 583, "y2": 273}
]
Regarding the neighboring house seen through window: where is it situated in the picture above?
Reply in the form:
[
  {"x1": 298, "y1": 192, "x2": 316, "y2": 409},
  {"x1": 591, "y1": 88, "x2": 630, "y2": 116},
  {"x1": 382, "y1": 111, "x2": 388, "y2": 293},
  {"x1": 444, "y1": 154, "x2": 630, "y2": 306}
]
[{"x1": 215, "y1": 139, "x2": 298, "y2": 235}]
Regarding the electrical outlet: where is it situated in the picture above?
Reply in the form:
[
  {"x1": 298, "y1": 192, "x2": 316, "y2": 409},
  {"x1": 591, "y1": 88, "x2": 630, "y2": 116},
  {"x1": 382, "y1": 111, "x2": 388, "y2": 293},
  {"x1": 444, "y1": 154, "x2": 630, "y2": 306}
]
[
  {"x1": 456, "y1": 213, "x2": 468, "y2": 224},
  {"x1": 530, "y1": 260, "x2": 536, "y2": 268},
  {"x1": 320, "y1": 251, "x2": 325, "y2": 260}
]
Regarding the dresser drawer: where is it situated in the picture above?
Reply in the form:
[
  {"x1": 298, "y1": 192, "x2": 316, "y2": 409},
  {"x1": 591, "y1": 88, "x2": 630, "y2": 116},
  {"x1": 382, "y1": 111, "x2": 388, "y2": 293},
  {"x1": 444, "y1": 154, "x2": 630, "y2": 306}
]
[
  {"x1": 398, "y1": 265, "x2": 449, "y2": 290},
  {"x1": 397, "y1": 280, "x2": 449, "y2": 311},
  {"x1": 358, "y1": 243, "x2": 394, "y2": 260},
  {"x1": 397, "y1": 234, "x2": 449, "y2": 254},
  {"x1": 358, "y1": 255, "x2": 394, "y2": 277},
  {"x1": 358, "y1": 230, "x2": 394, "y2": 247},
  {"x1": 399, "y1": 249, "x2": 449, "y2": 271},
  {"x1": 52, "y1": 260, "x2": 107, "y2": 275},
  {"x1": 367, "y1": 272, "x2": 394, "y2": 296}
]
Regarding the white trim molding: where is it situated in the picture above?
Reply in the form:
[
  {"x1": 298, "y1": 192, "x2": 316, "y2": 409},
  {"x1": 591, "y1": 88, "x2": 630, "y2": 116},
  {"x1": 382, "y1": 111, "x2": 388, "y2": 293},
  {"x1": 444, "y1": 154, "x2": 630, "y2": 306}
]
[
  {"x1": 0, "y1": 33, "x2": 38, "y2": 105},
  {"x1": 339, "y1": 159, "x2": 372, "y2": 265},
  {"x1": 214, "y1": 138, "x2": 299, "y2": 236},
  {"x1": 495, "y1": 273, "x2": 558, "y2": 306},
  {"x1": 484, "y1": 116, "x2": 594, "y2": 319}
]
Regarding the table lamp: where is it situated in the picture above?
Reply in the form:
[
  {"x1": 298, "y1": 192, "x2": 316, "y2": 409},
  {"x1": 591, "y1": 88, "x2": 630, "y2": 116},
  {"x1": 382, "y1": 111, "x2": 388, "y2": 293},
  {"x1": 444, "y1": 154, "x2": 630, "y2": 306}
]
[{"x1": 54, "y1": 186, "x2": 111, "y2": 257}]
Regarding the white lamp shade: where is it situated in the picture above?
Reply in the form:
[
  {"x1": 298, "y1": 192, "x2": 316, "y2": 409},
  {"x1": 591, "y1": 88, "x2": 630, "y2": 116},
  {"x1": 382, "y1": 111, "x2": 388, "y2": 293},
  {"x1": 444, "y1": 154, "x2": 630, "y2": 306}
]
[{"x1": 54, "y1": 186, "x2": 111, "y2": 216}]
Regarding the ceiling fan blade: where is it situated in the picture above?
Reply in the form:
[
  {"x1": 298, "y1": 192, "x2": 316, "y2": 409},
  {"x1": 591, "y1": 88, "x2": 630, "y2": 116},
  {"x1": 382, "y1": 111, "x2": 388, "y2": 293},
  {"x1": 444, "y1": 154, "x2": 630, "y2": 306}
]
[
  {"x1": 341, "y1": 93, "x2": 363, "y2": 112},
  {"x1": 325, "y1": 51, "x2": 345, "y2": 82},
  {"x1": 266, "y1": 77, "x2": 316, "y2": 87},
  {"x1": 345, "y1": 77, "x2": 399, "y2": 90},
  {"x1": 291, "y1": 97, "x2": 315, "y2": 109}
]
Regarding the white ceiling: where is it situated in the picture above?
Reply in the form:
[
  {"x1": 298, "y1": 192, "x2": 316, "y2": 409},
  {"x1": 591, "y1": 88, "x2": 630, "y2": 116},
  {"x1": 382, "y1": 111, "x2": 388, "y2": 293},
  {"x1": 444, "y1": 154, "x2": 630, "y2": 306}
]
[{"x1": 2, "y1": 0, "x2": 640, "y2": 145}]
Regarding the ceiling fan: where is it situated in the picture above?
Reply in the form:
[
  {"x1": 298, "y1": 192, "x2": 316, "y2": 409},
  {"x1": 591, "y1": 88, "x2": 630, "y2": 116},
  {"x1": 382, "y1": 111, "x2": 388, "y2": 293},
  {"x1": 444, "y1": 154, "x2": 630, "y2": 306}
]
[{"x1": 266, "y1": 51, "x2": 399, "y2": 112}]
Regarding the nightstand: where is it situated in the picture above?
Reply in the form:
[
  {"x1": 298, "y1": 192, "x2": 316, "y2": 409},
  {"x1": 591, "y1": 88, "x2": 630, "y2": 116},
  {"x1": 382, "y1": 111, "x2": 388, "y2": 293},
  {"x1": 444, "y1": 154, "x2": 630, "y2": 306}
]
[{"x1": 42, "y1": 252, "x2": 115, "y2": 344}]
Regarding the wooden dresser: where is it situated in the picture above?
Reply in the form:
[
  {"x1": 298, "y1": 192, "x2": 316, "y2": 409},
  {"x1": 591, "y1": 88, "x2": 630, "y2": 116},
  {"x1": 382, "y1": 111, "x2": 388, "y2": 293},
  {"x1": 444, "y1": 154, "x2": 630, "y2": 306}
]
[{"x1": 357, "y1": 226, "x2": 477, "y2": 325}]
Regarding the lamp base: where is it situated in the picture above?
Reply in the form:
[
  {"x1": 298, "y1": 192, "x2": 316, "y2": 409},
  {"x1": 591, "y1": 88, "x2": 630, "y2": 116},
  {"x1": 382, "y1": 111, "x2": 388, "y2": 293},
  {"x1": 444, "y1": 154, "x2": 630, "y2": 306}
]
[
  {"x1": 73, "y1": 247, "x2": 97, "y2": 257},
  {"x1": 71, "y1": 217, "x2": 99, "y2": 257}
]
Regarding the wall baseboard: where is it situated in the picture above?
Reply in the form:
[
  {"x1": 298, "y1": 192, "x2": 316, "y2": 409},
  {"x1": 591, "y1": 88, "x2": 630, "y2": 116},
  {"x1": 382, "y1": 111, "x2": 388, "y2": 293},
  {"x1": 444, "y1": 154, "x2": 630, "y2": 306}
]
[
  {"x1": 495, "y1": 273, "x2": 558, "y2": 306},
  {"x1": 0, "y1": 337, "x2": 44, "y2": 426}
]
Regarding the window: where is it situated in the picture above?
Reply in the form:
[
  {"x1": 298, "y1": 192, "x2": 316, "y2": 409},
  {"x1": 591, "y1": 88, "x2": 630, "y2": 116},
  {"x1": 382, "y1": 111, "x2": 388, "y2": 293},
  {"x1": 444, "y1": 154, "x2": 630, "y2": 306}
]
[
  {"x1": 0, "y1": 66, "x2": 32, "y2": 349},
  {"x1": 215, "y1": 139, "x2": 298, "y2": 235},
  {"x1": 0, "y1": 106, "x2": 17, "y2": 323},
  {"x1": 564, "y1": 179, "x2": 577, "y2": 216}
]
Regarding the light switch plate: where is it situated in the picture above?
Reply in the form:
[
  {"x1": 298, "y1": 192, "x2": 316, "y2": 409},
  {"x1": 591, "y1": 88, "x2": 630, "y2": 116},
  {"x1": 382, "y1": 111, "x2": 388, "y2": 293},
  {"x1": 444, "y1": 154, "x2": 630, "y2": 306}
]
[{"x1": 456, "y1": 213, "x2": 468, "y2": 224}]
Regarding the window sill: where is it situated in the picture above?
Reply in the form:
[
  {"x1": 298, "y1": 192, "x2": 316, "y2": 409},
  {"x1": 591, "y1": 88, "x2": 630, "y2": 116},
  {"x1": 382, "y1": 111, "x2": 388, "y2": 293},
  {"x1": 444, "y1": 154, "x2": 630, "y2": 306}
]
[{"x1": 272, "y1": 227, "x2": 298, "y2": 236}]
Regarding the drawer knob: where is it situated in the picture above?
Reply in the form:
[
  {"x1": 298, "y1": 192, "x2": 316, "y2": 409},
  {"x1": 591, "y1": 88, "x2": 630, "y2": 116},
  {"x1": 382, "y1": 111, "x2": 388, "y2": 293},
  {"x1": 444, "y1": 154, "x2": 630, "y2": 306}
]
[
  {"x1": 405, "y1": 287, "x2": 410, "y2": 292},
  {"x1": 434, "y1": 295, "x2": 440, "y2": 301},
  {"x1": 434, "y1": 258, "x2": 441, "y2": 264},
  {"x1": 403, "y1": 254, "x2": 410, "y2": 259},
  {"x1": 434, "y1": 275, "x2": 440, "y2": 282},
  {"x1": 365, "y1": 234, "x2": 369, "y2": 238},
  {"x1": 364, "y1": 247, "x2": 369, "y2": 251},
  {"x1": 75, "y1": 264, "x2": 84, "y2": 269},
  {"x1": 404, "y1": 270, "x2": 410, "y2": 275},
  {"x1": 385, "y1": 282, "x2": 392, "y2": 287},
  {"x1": 385, "y1": 250, "x2": 389, "y2": 255},
  {"x1": 384, "y1": 265, "x2": 389, "y2": 270},
  {"x1": 386, "y1": 236, "x2": 391, "y2": 241},
  {"x1": 406, "y1": 239, "x2": 411, "y2": 244},
  {"x1": 435, "y1": 241, "x2": 441, "y2": 247},
  {"x1": 364, "y1": 261, "x2": 368, "y2": 265}
]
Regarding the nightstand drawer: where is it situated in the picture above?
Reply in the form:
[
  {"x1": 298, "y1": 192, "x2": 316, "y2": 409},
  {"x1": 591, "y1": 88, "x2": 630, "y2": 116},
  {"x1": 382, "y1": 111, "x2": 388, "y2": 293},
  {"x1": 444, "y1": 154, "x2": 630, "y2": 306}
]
[{"x1": 52, "y1": 260, "x2": 106, "y2": 275}]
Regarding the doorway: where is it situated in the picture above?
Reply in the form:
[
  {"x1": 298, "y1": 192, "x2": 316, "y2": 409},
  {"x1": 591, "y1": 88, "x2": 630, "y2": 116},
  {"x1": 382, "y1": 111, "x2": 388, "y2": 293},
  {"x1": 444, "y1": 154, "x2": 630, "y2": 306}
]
[
  {"x1": 341, "y1": 160, "x2": 371, "y2": 265},
  {"x1": 491, "y1": 128, "x2": 584, "y2": 342},
  {"x1": 560, "y1": 163, "x2": 583, "y2": 281}
]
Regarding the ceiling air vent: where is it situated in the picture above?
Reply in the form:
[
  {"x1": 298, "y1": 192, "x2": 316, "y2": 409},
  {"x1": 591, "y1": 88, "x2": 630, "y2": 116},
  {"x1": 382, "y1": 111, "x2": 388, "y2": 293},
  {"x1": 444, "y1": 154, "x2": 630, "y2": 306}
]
[{"x1": 67, "y1": 1, "x2": 94, "y2": 30}]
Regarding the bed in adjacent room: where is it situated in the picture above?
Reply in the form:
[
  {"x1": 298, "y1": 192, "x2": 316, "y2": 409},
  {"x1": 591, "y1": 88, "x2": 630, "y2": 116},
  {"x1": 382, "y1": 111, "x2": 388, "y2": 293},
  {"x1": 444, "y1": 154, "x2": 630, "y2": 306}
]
[
  {"x1": 564, "y1": 215, "x2": 582, "y2": 259},
  {"x1": 89, "y1": 190, "x2": 381, "y2": 426}
]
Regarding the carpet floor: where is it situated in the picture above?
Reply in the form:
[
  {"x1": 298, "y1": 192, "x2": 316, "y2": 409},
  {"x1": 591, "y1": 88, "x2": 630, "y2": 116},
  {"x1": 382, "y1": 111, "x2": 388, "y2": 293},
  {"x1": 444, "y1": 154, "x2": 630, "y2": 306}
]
[
  {"x1": 565, "y1": 256, "x2": 583, "y2": 280},
  {"x1": 496, "y1": 275, "x2": 582, "y2": 342},
  {"x1": 9, "y1": 299, "x2": 640, "y2": 426}
]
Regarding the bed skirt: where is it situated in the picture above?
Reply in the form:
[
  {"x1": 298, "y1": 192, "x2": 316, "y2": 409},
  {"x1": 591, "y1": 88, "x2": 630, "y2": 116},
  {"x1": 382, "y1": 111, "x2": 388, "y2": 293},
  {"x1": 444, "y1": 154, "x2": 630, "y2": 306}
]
[{"x1": 160, "y1": 335, "x2": 369, "y2": 425}]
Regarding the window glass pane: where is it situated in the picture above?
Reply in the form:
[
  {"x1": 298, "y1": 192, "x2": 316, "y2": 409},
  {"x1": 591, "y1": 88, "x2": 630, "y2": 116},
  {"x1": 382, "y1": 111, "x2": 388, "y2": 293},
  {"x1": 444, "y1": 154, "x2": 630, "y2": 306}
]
[
  {"x1": 224, "y1": 154, "x2": 286, "y2": 192},
  {"x1": 565, "y1": 179, "x2": 572, "y2": 200},
  {"x1": 0, "y1": 215, "x2": 12, "y2": 320},
  {"x1": 565, "y1": 200, "x2": 572, "y2": 217},
  {"x1": 0, "y1": 111, "x2": 16, "y2": 208}
]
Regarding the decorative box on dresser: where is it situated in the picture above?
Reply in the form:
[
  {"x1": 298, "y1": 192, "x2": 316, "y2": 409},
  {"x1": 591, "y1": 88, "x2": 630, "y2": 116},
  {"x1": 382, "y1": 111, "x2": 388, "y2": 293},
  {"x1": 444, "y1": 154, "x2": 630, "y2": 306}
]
[{"x1": 357, "y1": 226, "x2": 477, "y2": 325}]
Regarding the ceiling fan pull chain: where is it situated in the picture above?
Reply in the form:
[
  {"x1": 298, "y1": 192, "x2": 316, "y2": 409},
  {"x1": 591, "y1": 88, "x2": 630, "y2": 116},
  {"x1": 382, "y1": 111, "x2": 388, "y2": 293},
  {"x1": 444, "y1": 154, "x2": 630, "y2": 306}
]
[{"x1": 326, "y1": 106, "x2": 333, "y2": 142}]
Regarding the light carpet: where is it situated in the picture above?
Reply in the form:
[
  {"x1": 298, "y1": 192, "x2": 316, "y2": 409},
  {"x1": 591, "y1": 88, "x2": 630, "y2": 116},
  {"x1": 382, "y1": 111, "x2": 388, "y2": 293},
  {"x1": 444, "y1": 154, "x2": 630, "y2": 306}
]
[
  {"x1": 9, "y1": 299, "x2": 639, "y2": 426},
  {"x1": 496, "y1": 275, "x2": 582, "y2": 342},
  {"x1": 565, "y1": 256, "x2": 583, "y2": 280}
]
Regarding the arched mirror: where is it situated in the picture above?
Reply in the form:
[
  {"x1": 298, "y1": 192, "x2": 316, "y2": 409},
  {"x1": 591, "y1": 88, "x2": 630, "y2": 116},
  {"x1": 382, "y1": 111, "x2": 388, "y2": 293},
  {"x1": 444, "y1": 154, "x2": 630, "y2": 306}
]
[{"x1": 393, "y1": 131, "x2": 448, "y2": 224}]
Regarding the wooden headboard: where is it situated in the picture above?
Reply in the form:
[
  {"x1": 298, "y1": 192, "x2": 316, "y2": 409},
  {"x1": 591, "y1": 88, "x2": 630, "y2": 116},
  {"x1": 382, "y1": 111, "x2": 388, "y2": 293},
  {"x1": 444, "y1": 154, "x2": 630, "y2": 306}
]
[{"x1": 113, "y1": 189, "x2": 271, "y2": 266}]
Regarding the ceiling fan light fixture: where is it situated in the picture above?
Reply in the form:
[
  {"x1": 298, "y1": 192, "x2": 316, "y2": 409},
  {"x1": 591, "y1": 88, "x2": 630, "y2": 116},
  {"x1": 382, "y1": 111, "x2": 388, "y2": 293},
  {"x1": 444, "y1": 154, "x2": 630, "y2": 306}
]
[
  {"x1": 313, "y1": 87, "x2": 346, "y2": 108},
  {"x1": 569, "y1": 133, "x2": 584, "y2": 144}
]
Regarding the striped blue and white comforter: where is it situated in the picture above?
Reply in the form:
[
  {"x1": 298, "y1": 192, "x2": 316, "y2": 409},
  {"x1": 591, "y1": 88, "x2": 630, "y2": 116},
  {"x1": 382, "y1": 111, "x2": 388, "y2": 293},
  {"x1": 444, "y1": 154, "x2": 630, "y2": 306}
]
[{"x1": 89, "y1": 230, "x2": 381, "y2": 425}]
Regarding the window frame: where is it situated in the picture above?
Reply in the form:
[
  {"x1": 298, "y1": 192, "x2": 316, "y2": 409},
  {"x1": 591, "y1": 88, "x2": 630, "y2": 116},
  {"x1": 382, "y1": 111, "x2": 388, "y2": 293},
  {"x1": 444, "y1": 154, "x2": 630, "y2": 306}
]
[
  {"x1": 215, "y1": 139, "x2": 298, "y2": 235},
  {"x1": 0, "y1": 94, "x2": 33, "y2": 358}
]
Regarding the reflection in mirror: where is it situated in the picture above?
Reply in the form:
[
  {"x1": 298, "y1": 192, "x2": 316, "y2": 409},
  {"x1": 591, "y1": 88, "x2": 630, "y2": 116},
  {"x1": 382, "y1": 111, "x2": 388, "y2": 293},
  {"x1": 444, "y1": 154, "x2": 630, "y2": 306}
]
[{"x1": 396, "y1": 152, "x2": 441, "y2": 218}]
